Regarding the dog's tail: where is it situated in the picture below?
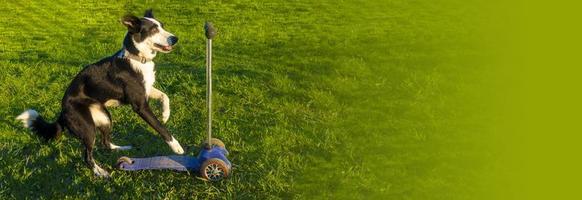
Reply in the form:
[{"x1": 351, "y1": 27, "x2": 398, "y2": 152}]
[{"x1": 16, "y1": 109, "x2": 64, "y2": 141}]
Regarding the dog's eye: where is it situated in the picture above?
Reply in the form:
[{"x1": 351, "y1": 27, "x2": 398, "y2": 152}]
[{"x1": 150, "y1": 27, "x2": 159, "y2": 33}]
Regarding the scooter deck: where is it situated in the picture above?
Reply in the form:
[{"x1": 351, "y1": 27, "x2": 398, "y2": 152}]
[{"x1": 118, "y1": 155, "x2": 200, "y2": 171}]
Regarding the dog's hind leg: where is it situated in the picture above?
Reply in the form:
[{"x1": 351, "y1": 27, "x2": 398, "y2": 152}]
[
  {"x1": 91, "y1": 105, "x2": 132, "y2": 151},
  {"x1": 63, "y1": 103, "x2": 110, "y2": 178},
  {"x1": 101, "y1": 124, "x2": 132, "y2": 151},
  {"x1": 83, "y1": 136, "x2": 110, "y2": 178}
]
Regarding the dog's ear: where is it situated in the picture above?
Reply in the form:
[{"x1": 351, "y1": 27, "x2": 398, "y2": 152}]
[
  {"x1": 121, "y1": 15, "x2": 141, "y2": 33},
  {"x1": 144, "y1": 9, "x2": 154, "y2": 18}
]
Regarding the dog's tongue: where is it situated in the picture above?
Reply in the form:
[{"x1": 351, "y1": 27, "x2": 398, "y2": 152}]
[{"x1": 162, "y1": 45, "x2": 172, "y2": 51}]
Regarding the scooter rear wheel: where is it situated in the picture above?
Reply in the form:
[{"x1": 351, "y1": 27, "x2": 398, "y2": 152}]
[{"x1": 116, "y1": 156, "x2": 133, "y2": 169}]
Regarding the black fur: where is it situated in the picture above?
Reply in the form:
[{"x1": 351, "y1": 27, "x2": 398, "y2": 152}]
[
  {"x1": 123, "y1": 14, "x2": 159, "y2": 43},
  {"x1": 123, "y1": 33, "x2": 141, "y2": 56},
  {"x1": 28, "y1": 54, "x2": 175, "y2": 174},
  {"x1": 144, "y1": 9, "x2": 154, "y2": 18},
  {"x1": 30, "y1": 115, "x2": 64, "y2": 141}
]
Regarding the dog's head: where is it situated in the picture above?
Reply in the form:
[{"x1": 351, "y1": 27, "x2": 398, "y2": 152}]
[{"x1": 121, "y1": 9, "x2": 178, "y2": 56}]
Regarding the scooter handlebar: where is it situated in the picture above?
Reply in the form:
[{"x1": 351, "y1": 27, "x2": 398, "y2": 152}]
[{"x1": 205, "y1": 22, "x2": 217, "y2": 39}]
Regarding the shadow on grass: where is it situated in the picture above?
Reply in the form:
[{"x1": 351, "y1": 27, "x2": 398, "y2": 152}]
[
  {"x1": 1, "y1": 140, "x2": 113, "y2": 199},
  {"x1": 1, "y1": 128, "x2": 187, "y2": 199}
]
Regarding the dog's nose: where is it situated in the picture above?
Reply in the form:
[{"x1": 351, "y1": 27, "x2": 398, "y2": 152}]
[{"x1": 167, "y1": 36, "x2": 178, "y2": 46}]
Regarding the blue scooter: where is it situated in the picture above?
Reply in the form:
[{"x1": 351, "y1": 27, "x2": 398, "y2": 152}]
[{"x1": 116, "y1": 22, "x2": 231, "y2": 181}]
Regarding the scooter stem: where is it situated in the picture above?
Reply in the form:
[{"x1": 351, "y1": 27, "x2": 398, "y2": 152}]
[{"x1": 205, "y1": 22, "x2": 216, "y2": 149}]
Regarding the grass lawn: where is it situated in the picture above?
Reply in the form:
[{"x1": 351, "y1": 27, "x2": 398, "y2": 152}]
[{"x1": 0, "y1": 0, "x2": 497, "y2": 199}]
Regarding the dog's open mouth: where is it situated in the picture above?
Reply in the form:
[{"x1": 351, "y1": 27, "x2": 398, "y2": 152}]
[{"x1": 154, "y1": 43, "x2": 173, "y2": 52}]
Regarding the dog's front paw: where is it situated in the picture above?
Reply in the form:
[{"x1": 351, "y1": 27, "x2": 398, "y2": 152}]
[
  {"x1": 93, "y1": 165, "x2": 110, "y2": 178},
  {"x1": 167, "y1": 136, "x2": 184, "y2": 154}
]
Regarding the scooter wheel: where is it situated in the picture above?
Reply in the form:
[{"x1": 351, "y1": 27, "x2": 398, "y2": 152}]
[
  {"x1": 200, "y1": 158, "x2": 229, "y2": 181},
  {"x1": 201, "y1": 138, "x2": 225, "y2": 148},
  {"x1": 116, "y1": 156, "x2": 133, "y2": 169}
]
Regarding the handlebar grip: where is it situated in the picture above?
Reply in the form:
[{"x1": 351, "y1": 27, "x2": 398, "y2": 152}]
[{"x1": 205, "y1": 22, "x2": 217, "y2": 39}]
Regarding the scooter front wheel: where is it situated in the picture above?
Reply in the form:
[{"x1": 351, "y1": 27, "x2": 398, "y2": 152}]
[
  {"x1": 200, "y1": 158, "x2": 229, "y2": 181},
  {"x1": 201, "y1": 138, "x2": 226, "y2": 148}
]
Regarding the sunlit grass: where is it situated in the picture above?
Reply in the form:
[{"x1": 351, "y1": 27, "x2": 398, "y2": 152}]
[{"x1": 0, "y1": 0, "x2": 493, "y2": 199}]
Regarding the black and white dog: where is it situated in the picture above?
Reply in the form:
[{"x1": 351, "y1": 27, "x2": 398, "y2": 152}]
[{"x1": 15, "y1": 9, "x2": 184, "y2": 177}]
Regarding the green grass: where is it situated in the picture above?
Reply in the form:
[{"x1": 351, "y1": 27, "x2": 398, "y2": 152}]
[{"x1": 0, "y1": 0, "x2": 496, "y2": 199}]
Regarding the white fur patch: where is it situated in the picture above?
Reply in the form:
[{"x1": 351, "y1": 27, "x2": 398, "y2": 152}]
[
  {"x1": 149, "y1": 88, "x2": 170, "y2": 123},
  {"x1": 92, "y1": 164, "x2": 110, "y2": 177},
  {"x1": 143, "y1": 17, "x2": 174, "y2": 47},
  {"x1": 161, "y1": 94, "x2": 170, "y2": 123},
  {"x1": 129, "y1": 59, "x2": 156, "y2": 96},
  {"x1": 89, "y1": 104, "x2": 110, "y2": 127},
  {"x1": 104, "y1": 99, "x2": 121, "y2": 107},
  {"x1": 132, "y1": 41, "x2": 157, "y2": 60},
  {"x1": 166, "y1": 136, "x2": 184, "y2": 154},
  {"x1": 144, "y1": 17, "x2": 161, "y2": 26},
  {"x1": 109, "y1": 143, "x2": 132, "y2": 150},
  {"x1": 16, "y1": 109, "x2": 39, "y2": 128}
]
